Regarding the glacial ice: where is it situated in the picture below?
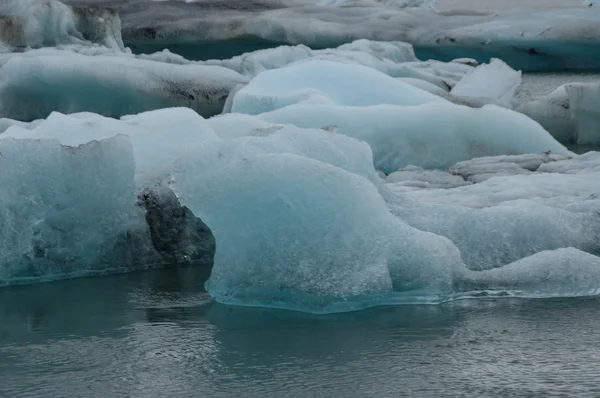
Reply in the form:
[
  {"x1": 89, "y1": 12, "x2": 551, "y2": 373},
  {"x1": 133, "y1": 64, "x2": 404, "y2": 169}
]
[
  {"x1": 1, "y1": 103, "x2": 599, "y2": 311},
  {"x1": 257, "y1": 102, "x2": 570, "y2": 172},
  {"x1": 1, "y1": 2, "x2": 600, "y2": 312},
  {"x1": 1, "y1": 108, "x2": 218, "y2": 173},
  {"x1": 565, "y1": 83, "x2": 600, "y2": 145},
  {"x1": 230, "y1": 60, "x2": 443, "y2": 115},
  {"x1": 0, "y1": 50, "x2": 248, "y2": 120},
  {"x1": 459, "y1": 248, "x2": 600, "y2": 298},
  {"x1": 450, "y1": 58, "x2": 521, "y2": 105},
  {"x1": 0, "y1": 0, "x2": 125, "y2": 50},
  {"x1": 0, "y1": 135, "x2": 136, "y2": 284},
  {"x1": 517, "y1": 82, "x2": 600, "y2": 145},
  {"x1": 108, "y1": 0, "x2": 600, "y2": 70},
  {"x1": 168, "y1": 140, "x2": 463, "y2": 312}
]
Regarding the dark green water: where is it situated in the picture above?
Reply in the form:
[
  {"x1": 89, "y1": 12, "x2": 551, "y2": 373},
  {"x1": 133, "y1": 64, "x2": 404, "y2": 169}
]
[{"x1": 2, "y1": 268, "x2": 600, "y2": 397}]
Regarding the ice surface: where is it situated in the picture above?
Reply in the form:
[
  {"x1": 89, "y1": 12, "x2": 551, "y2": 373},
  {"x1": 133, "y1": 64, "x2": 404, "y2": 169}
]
[
  {"x1": 206, "y1": 40, "x2": 467, "y2": 89},
  {"x1": 1, "y1": 108, "x2": 218, "y2": 173},
  {"x1": 386, "y1": 166, "x2": 471, "y2": 188},
  {"x1": 458, "y1": 248, "x2": 600, "y2": 298},
  {"x1": 389, "y1": 152, "x2": 600, "y2": 270},
  {"x1": 317, "y1": 0, "x2": 437, "y2": 7},
  {"x1": 517, "y1": 82, "x2": 600, "y2": 145},
  {"x1": 104, "y1": 0, "x2": 600, "y2": 70},
  {"x1": 565, "y1": 83, "x2": 600, "y2": 145},
  {"x1": 258, "y1": 102, "x2": 570, "y2": 172},
  {"x1": 230, "y1": 60, "x2": 443, "y2": 115},
  {"x1": 0, "y1": 50, "x2": 248, "y2": 120},
  {"x1": 0, "y1": 135, "x2": 137, "y2": 285},
  {"x1": 0, "y1": 0, "x2": 125, "y2": 50},
  {"x1": 168, "y1": 139, "x2": 463, "y2": 313},
  {"x1": 451, "y1": 58, "x2": 521, "y2": 105}
]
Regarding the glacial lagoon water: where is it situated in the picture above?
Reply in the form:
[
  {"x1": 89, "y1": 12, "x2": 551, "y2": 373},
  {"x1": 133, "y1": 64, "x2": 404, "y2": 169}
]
[{"x1": 2, "y1": 267, "x2": 600, "y2": 398}]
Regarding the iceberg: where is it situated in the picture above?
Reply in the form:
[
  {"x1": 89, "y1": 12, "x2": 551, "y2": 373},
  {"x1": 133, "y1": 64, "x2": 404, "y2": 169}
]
[
  {"x1": 230, "y1": 60, "x2": 444, "y2": 115},
  {"x1": 0, "y1": 135, "x2": 137, "y2": 284},
  {"x1": 450, "y1": 58, "x2": 521, "y2": 105},
  {"x1": 458, "y1": 248, "x2": 600, "y2": 298},
  {"x1": 258, "y1": 102, "x2": 570, "y2": 172},
  {"x1": 96, "y1": 0, "x2": 600, "y2": 70},
  {"x1": 1, "y1": 108, "x2": 218, "y2": 173},
  {"x1": 168, "y1": 139, "x2": 463, "y2": 313},
  {"x1": 0, "y1": 110, "x2": 219, "y2": 286},
  {"x1": 517, "y1": 82, "x2": 600, "y2": 145},
  {"x1": 0, "y1": 50, "x2": 248, "y2": 120}
]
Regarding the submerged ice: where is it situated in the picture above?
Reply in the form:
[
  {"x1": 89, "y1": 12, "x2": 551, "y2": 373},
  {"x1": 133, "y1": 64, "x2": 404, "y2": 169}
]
[{"x1": 1, "y1": 0, "x2": 600, "y2": 313}]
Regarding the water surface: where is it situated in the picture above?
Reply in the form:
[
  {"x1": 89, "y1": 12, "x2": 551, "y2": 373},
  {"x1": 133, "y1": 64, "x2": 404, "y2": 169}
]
[{"x1": 2, "y1": 268, "x2": 600, "y2": 397}]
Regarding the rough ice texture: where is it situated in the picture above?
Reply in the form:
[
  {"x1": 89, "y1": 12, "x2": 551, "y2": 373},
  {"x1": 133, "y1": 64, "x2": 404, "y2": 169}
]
[
  {"x1": 459, "y1": 248, "x2": 600, "y2": 298},
  {"x1": 230, "y1": 60, "x2": 444, "y2": 115},
  {"x1": 0, "y1": 135, "x2": 137, "y2": 284},
  {"x1": 516, "y1": 85, "x2": 574, "y2": 144},
  {"x1": 517, "y1": 82, "x2": 600, "y2": 145},
  {"x1": 0, "y1": 50, "x2": 248, "y2": 121},
  {"x1": 390, "y1": 152, "x2": 600, "y2": 271}
]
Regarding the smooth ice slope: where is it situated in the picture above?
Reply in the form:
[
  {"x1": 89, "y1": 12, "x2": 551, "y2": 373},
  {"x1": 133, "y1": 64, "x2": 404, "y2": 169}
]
[
  {"x1": 259, "y1": 102, "x2": 570, "y2": 172},
  {"x1": 230, "y1": 60, "x2": 443, "y2": 115},
  {"x1": 0, "y1": 50, "x2": 248, "y2": 121}
]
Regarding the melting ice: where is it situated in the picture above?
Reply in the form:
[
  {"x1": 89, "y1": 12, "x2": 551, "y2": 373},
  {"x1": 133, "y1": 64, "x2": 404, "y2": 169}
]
[{"x1": 1, "y1": 0, "x2": 600, "y2": 313}]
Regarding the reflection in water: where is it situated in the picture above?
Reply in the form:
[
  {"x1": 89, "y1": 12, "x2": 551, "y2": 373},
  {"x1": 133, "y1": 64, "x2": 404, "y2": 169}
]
[{"x1": 2, "y1": 269, "x2": 600, "y2": 397}]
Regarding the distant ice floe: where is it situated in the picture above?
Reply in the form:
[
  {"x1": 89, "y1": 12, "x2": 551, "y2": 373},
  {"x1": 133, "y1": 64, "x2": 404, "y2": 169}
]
[{"x1": 518, "y1": 82, "x2": 600, "y2": 145}]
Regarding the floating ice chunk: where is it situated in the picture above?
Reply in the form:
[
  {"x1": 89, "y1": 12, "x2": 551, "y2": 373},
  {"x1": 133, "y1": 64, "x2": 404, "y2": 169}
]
[
  {"x1": 169, "y1": 143, "x2": 463, "y2": 312},
  {"x1": 1, "y1": 108, "x2": 218, "y2": 173},
  {"x1": 519, "y1": 82, "x2": 600, "y2": 145},
  {"x1": 0, "y1": 51, "x2": 248, "y2": 120},
  {"x1": 259, "y1": 102, "x2": 570, "y2": 172},
  {"x1": 0, "y1": 0, "x2": 125, "y2": 50},
  {"x1": 516, "y1": 85, "x2": 574, "y2": 144},
  {"x1": 538, "y1": 151, "x2": 600, "y2": 174},
  {"x1": 230, "y1": 60, "x2": 443, "y2": 115},
  {"x1": 451, "y1": 58, "x2": 521, "y2": 104},
  {"x1": 459, "y1": 248, "x2": 600, "y2": 298},
  {"x1": 565, "y1": 82, "x2": 600, "y2": 145}
]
